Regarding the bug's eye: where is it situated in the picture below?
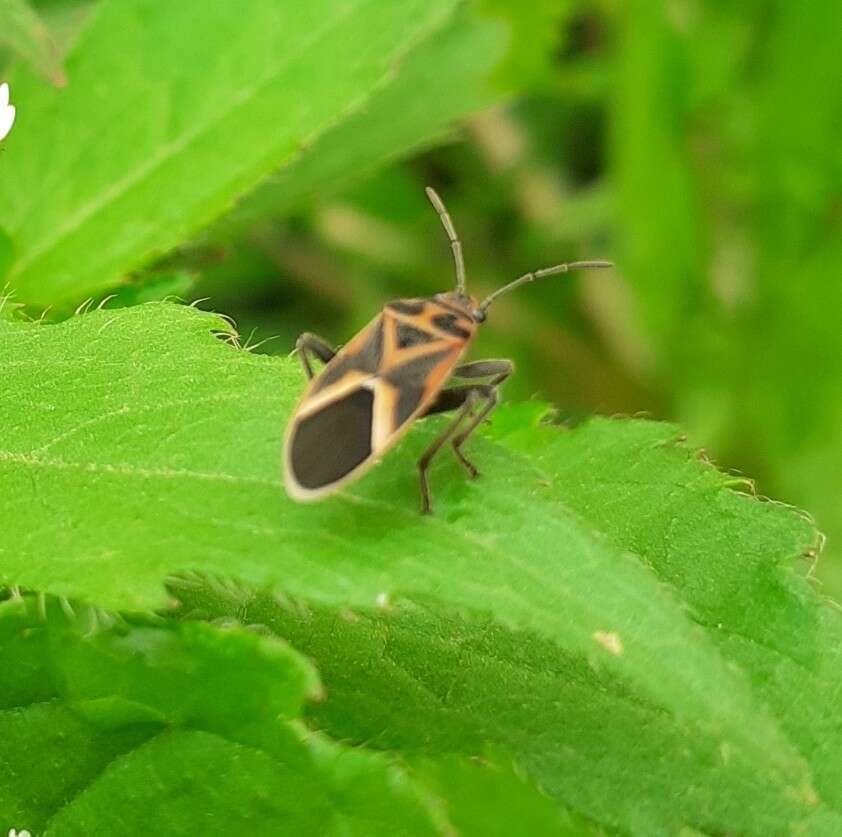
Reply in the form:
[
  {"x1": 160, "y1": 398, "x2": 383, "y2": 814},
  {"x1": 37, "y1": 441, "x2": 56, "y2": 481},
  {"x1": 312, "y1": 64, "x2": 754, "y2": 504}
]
[{"x1": 472, "y1": 309, "x2": 486, "y2": 323}]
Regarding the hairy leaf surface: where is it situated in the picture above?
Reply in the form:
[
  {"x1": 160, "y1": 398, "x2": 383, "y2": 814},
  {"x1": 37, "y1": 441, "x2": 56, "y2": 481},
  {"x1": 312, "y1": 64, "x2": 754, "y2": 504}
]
[
  {"x1": 0, "y1": 597, "x2": 566, "y2": 835},
  {"x1": 0, "y1": 303, "x2": 834, "y2": 835}
]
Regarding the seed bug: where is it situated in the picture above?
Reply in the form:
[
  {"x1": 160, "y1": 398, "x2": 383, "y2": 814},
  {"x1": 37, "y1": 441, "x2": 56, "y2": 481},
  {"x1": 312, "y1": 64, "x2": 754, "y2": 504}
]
[{"x1": 283, "y1": 187, "x2": 612, "y2": 513}]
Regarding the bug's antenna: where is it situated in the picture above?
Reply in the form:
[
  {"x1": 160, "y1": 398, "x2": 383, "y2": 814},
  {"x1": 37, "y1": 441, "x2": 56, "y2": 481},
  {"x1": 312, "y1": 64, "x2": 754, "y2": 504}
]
[
  {"x1": 425, "y1": 186, "x2": 466, "y2": 295},
  {"x1": 479, "y1": 260, "x2": 613, "y2": 314}
]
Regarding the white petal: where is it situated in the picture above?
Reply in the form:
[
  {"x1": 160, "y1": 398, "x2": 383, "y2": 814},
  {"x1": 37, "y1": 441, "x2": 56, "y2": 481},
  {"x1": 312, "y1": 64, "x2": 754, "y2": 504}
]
[
  {"x1": 0, "y1": 104, "x2": 15, "y2": 142},
  {"x1": 0, "y1": 82, "x2": 8, "y2": 109}
]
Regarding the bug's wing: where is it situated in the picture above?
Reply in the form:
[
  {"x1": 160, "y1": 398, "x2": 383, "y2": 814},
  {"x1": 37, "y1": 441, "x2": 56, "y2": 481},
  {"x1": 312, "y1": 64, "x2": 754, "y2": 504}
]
[
  {"x1": 284, "y1": 304, "x2": 471, "y2": 500},
  {"x1": 286, "y1": 375, "x2": 380, "y2": 496},
  {"x1": 284, "y1": 315, "x2": 386, "y2": 499}
]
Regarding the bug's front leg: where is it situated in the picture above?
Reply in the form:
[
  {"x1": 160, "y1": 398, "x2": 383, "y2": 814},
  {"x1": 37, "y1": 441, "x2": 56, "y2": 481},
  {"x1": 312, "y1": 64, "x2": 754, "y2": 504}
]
[{"x1": 294, "y1": 333, "x2": 336, "y2": 380}]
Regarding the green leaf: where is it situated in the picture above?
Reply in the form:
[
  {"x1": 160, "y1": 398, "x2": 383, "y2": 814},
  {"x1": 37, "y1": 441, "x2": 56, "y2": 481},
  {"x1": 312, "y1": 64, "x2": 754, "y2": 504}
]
[
  {"x1": 478, "y1": 0, "x2": 576, "y2": 88},
  {"x1": 2, "y1": 596, "x2": 561, "y2": 835},
  {"x1": 0, "y1": 0, "x2": 458, "y2": 308},
  {"x1": 218, "y1": 0, "x2": 582, "y2": 234},
  {"x1": 0, "y1": 225, "x2": 14, "y2": 281},
  {"x1": 0, "y1": 0, "x2": 66, "y2": 85},
  {"x1": 170, "y1": 565, "x2": 842, "y2": 835},
  {"x1": 407, "y1": 755, "x2": 597, "y2": 837},
  {"x1": 218, "y1": 2, "x2": 510, "y2": 234},
  {"x1": 0, "y1": 301, "x2": 834, "y2": 835}
]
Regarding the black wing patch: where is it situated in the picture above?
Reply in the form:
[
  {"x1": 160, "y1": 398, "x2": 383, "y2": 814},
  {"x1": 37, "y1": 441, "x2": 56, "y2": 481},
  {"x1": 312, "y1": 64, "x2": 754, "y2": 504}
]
[
  {"x1": 384, "y1": 349, "x2": 453, "y2": 426},
  {"x1": 290, "y1": 387, "x2": 374, "y2": 489},
  {"x1": 395, "y1": 384, "x2": 426, "y2": 426},
  {"x1": 312, "y1": 320, "x2": 384, "y2": 393},
  {"x1": 432, "y1": 313, "x2": 472, "y2": 339},
  {"x1": 387, "y1": 299, "x2": 425, "y2": 315},
  {"x1": 384, "y1": 349, "x2": 451, "y2": 387},
  {"x1": 354, "y1": 318, "x2": 385, "y2": 370},
  {"x1": 396, "y1": 321, "x2": 435, "y2": 349}
]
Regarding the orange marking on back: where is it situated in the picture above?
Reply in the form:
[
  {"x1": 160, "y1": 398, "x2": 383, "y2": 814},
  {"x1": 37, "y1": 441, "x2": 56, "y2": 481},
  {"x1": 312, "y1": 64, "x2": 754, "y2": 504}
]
[
  {"x1": 297, "y1": 369, "x2": 373, "y2": 418},
  {"x1": 286, "y1": 298, "x2": 477, "y2": 500},
  {"x1": 371, "y1": 379, "x2": 399, "y2": 452},
  {"x1": 421, "y1": 343, "x2": 464, "y2": 402},
  {"x1": 379, "y1": 304, "x2": 473, "y2": 375}
]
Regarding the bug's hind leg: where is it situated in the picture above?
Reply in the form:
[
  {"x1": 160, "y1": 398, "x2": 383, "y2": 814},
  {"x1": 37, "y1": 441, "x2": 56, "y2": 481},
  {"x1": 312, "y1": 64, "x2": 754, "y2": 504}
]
[
  {"x1": 418, "y1": 360, "x2": 512, "y2": 512},
  {"x1": 418, "y1": 390, "x2": 479, "y2": 515},
  {"x1": 450, "y1": 385, "x2": 500, "y2": 479},
  {"x1": 449, "y1": 359, "x2": 513, "y2": 478},
  {"x1": 295, "y1": 333, "x2": 336, "y2": 379}
]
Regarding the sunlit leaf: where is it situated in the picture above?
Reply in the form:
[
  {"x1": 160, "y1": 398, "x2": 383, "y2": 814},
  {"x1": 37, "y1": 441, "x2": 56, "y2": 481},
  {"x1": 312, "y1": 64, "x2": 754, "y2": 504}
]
[
  {"x1": 0, "y1": 0, "x2": 458, "y2": 306},
  {"x1": 0, "y1": 596, "x2": 565, "y2": 835},
  {"x1": 0, "y1": 301, "x2": 834, "y2": 834}
]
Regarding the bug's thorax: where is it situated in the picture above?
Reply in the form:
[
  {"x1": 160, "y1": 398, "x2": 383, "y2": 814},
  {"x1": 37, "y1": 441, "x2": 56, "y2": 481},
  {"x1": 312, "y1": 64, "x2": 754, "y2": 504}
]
[{"x1": 381, "y1": 292, "x2": 481, "y2": 346}]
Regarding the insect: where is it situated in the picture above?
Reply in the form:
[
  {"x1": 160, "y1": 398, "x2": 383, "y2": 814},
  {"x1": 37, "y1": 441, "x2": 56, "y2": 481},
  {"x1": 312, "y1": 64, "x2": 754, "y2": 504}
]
[{"x1": 283, "y1": 187, "x2": 612, "y2": 513}]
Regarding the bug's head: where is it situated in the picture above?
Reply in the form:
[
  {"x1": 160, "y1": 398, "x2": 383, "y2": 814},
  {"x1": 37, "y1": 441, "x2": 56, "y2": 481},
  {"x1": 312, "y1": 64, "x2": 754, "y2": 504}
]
[
  {"x1": 468, "y1": 302, "x2": 487, "y2": 323},
  {"x1": 435, "y1": 291, "x2": 485, "y2": 324}
]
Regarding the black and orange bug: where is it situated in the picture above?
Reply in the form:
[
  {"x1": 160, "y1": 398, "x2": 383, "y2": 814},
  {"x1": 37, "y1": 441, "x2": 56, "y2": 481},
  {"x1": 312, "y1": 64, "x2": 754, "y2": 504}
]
[{"x1": 283, "y1": 187, "x2": 612, "y2": 513}]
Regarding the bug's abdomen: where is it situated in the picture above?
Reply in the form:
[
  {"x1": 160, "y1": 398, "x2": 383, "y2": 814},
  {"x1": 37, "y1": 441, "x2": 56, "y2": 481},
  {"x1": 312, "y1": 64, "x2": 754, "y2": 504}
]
[{"x1": 288, "y1": 386, "x2": 375, "y2": 490}]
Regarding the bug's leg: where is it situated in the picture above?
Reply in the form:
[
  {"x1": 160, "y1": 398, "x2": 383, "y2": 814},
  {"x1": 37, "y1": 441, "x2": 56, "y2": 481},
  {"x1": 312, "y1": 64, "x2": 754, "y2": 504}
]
[
  {"x1": 421, "y1": 386, "x2": 477, "y2": 417},
  {"x1": 450, "y1": 385, "x2": 501, "y2": 478},
  {"x1": 452, "y1": 358, "x2": 514, "y2": 387},
  {"x1": 295, "y1": 333, "x2": 336, "y2": 380},
  {"x1": 418, "y1": 390, "x2": 479, "y2": 515},
  {"x1": 449, "y1": 359, "x2": 513, "y2": 477}
]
